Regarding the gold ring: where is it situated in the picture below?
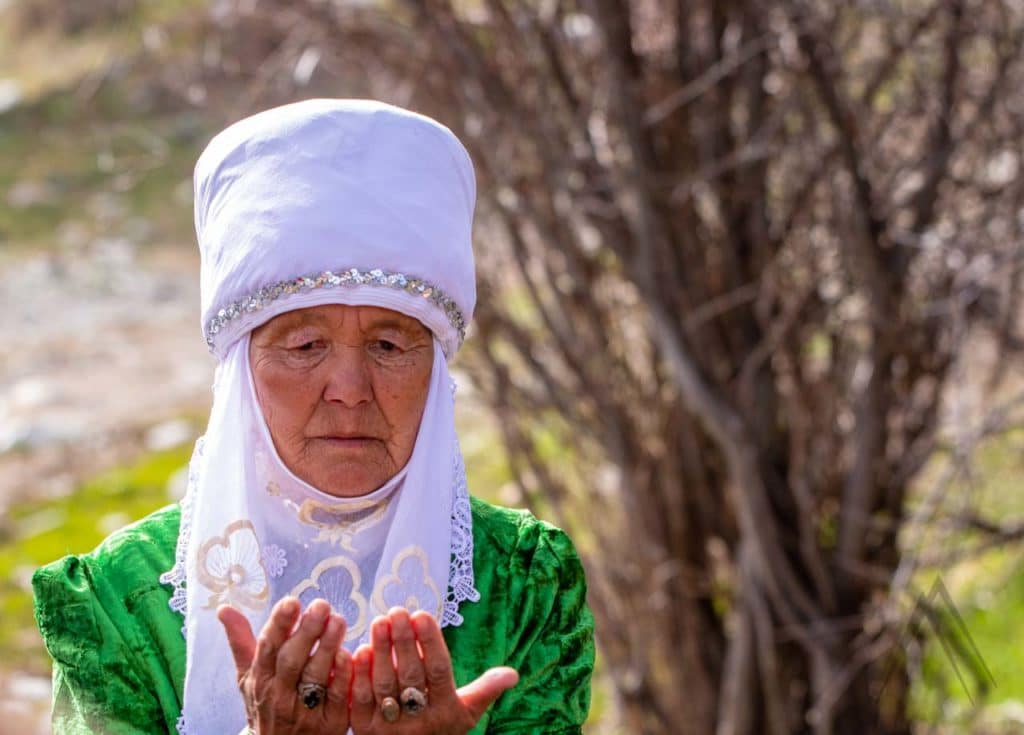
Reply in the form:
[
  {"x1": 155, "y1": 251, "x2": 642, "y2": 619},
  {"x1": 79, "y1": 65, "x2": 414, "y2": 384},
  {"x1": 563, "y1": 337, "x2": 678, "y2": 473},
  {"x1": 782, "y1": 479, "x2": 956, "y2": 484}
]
[{"x1": 380, "y1": 695, "x2": 400, "y2": 723}]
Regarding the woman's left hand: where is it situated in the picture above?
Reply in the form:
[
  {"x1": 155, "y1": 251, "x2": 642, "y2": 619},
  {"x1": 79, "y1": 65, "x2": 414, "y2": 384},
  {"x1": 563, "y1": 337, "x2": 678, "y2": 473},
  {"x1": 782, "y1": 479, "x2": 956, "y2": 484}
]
[{"x1": 349, "y1": 607, "x2": 518, "y2": 734}]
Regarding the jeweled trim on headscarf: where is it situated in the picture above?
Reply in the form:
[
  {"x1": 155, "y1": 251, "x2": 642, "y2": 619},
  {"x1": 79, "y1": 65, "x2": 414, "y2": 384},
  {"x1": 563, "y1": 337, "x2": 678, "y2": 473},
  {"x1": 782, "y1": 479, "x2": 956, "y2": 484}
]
[{"x1": 205, "y1": 267, "x2": 466, "y2": 354}]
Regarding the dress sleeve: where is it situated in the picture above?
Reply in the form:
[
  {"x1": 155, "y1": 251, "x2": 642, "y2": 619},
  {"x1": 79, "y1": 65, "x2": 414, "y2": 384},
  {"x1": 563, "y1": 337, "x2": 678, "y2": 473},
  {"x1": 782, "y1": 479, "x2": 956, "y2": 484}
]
[
  {"x1": 33, "y1": 555, "x2": 168, "y2": 734},
  {"x1": 485, "y1": 524, "x2": 595, "y2": 734}
]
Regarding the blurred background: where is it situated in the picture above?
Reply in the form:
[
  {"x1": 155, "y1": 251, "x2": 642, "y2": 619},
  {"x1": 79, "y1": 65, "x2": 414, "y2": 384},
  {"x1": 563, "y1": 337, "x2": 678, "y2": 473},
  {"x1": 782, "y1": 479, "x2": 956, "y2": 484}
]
[{"x1": 2, "y1": 0, "x2": 1024, "y2": 733}]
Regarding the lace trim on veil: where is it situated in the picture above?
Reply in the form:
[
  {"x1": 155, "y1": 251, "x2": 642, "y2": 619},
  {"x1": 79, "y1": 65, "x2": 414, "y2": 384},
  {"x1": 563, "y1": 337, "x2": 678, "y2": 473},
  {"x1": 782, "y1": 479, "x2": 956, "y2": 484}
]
[
  {"x1": 158, "y1": 437, "x2": 203, "y2": 633},
  {"x1": 442, "y1": 436, "x2": 481, "y2": 625}
]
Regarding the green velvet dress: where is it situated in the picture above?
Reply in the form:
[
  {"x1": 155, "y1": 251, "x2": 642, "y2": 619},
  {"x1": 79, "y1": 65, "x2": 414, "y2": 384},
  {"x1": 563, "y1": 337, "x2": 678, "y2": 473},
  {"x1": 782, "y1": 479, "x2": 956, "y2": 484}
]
[{"x1": 32, "y1": 496, "x2": 594, "y2": 734}]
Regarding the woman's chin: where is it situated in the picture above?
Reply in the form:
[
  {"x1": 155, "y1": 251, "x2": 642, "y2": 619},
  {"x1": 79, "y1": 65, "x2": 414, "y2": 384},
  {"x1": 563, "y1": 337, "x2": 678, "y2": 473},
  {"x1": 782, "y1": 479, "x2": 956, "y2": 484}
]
[
  {"x1": 285, "y1": 439, "x2": 393, "y2": 495},
  {"x1": 301, "y1": 460, "x2": 398, "y2": 498}
]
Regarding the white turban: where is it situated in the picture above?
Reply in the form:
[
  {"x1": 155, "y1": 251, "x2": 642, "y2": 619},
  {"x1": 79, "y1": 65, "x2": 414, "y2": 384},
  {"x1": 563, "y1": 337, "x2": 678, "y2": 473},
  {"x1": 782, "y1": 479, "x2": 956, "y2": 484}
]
[
  {"x1": 196, "y1": 97, "x2": 475, "y2": 359},
  {"x1": 161, "y1": 99, "x2": 481, "y2": 735}
]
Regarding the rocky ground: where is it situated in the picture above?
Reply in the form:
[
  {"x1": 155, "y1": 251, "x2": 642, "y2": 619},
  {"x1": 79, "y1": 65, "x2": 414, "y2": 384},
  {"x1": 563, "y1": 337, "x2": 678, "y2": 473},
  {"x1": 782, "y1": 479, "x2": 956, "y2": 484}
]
[{"x1": 0, "y1": 242, "x2": 211, "y2": 506}]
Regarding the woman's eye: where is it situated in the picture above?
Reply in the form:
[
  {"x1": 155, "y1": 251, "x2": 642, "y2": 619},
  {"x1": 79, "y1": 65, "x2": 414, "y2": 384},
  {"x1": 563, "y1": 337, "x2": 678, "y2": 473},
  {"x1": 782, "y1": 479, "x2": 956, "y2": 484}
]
[
  {"x1": 289, "y1": 339, "x2": 324, "y2": 352},
  {"x1": 369, "y1": 339, "x2": 409, "y2": 362}
]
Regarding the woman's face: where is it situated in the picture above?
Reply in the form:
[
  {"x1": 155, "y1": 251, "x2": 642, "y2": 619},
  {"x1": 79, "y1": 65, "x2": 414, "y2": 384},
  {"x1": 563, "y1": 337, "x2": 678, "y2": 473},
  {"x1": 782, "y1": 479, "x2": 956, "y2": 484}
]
[{"x1": 249, "y1": 304, "x2": 434, "y2": 497}]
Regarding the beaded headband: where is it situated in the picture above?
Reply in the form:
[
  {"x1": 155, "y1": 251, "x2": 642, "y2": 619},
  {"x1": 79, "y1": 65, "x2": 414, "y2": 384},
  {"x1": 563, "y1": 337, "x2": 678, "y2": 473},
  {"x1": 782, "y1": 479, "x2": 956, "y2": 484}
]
[{"x1": 204, "y1": 267, "x2": 467, "y2": 353}]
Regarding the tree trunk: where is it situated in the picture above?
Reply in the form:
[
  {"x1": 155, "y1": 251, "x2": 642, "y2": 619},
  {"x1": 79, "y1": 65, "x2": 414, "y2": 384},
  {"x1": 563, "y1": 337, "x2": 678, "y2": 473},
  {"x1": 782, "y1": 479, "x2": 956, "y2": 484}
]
[{"x1": 158, "y1": 0, "x2": 1024, "y2": 730}]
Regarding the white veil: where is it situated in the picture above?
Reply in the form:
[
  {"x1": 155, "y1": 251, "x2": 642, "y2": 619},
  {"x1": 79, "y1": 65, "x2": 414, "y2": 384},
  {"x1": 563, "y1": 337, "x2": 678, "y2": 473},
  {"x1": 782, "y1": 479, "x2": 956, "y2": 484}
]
[{"x1": 161, "y1": 332, "x2": 478, "y2": 733}]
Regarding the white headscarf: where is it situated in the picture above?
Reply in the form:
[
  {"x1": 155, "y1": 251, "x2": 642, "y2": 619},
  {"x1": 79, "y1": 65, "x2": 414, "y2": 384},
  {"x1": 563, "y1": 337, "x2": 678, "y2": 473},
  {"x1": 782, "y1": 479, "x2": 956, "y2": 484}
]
[{"x1": 160, "y1": 99, "x2": 480, "y2": 735}]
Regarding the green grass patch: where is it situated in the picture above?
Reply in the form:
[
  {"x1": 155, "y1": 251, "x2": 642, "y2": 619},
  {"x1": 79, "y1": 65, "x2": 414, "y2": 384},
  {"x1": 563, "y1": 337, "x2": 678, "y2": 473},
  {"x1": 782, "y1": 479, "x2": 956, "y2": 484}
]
[{"x1": 1, "y1": 444, "x2": 191, "y2": 675}]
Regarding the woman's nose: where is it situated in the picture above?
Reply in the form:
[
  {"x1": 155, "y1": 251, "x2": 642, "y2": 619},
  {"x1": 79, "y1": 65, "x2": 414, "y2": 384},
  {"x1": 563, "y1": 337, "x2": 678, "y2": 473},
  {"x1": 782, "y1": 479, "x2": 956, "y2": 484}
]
[{"x1": 321, "y1": 345, "x2": 373, "y2": 407}]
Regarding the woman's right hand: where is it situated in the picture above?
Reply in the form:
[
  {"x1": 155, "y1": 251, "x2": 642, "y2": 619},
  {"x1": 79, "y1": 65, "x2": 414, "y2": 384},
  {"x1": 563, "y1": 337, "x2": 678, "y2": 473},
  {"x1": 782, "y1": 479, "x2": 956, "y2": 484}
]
[{"x1": 218, "y1": 597, "x2": 352, "y2": 734}]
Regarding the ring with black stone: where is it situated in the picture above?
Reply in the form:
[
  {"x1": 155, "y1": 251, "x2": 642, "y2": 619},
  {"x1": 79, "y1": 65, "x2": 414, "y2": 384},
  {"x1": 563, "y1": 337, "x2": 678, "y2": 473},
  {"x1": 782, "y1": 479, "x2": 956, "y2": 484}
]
[
  {"x1": 400, "y1": 686, "x2": 428, "y2": 715},
  {"x1": 297, "y1": 681, "x2": 327, "y2": 710}
]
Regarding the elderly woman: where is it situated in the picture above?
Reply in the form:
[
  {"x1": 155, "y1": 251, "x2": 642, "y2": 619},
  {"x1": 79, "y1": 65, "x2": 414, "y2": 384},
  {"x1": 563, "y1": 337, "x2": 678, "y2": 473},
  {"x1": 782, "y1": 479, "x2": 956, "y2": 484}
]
[{"x1": 32, "y1": 99, "x2": 594, "y2": 734}]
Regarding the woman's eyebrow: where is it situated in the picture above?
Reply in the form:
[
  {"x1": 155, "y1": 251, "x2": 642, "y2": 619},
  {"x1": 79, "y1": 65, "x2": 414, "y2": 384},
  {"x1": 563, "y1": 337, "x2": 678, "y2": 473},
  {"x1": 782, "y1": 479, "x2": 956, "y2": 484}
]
[
  {"x1": 366, "y1": 318, "x2": 427, "y2": 335},
  {"x1": 258, "y1": 313, "x2": 326, "y2": 341}
]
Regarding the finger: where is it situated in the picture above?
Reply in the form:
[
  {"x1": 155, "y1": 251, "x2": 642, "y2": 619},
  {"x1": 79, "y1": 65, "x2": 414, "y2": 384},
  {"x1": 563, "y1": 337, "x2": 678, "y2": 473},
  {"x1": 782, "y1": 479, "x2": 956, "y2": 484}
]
[
  {"x1": 275, "y1": 599, "x2": 331, "y2": 688},
  {"x1": 388, "y1": 607, "x2": 426, "y2": 692},
  {"x1": 410, "y1": 610, "x2": 456, "y2": 699},
  {"x1": 253, "y1": 597, "x2": 301, "y2": 679},
  {"x1": 303, "y1": 612, "x2": 346, "y2": 692},
  {"x1": 457, "y1": 667, "x2": 520, "y2": 724},
  {"x1": 350, "y1": 645, "x2": 376, "y2": 731},
  {"x1": 324, "y1": 646, "x2": 353, "y2": 730},
  {"x1": 370, "y1": 615, "x2": 398, "y2": 702},
  {"x1": 217, "y1": 605, "x2": 257, "y2": 683}
]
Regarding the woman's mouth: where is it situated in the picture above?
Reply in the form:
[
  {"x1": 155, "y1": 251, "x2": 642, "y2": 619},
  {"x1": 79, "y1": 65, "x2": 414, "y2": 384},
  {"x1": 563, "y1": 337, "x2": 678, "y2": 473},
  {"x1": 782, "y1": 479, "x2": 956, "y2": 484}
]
[{"x1": 317, "y1": 435, "x2": 378, "y2": 448}]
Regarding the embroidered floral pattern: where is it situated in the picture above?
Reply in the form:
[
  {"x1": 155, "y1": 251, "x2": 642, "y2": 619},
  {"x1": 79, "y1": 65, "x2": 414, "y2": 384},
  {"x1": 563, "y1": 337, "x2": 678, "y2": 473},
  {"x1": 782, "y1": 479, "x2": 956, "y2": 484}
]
[
  {"x1": 290, "y1": 556, "x2": 368, "y2": 642},
  {"x1": 296, "y1": 497, "x2": 391, "y2": 551},
  {"x1": 262, "y1": 544, "x2": 287, "y2": 578},
  {"x1": 196, "y1": 520, "x2": 270, "y2": 611},
  {"x1": 372, "y1": 546, "x2": 442, "y2": 617}
]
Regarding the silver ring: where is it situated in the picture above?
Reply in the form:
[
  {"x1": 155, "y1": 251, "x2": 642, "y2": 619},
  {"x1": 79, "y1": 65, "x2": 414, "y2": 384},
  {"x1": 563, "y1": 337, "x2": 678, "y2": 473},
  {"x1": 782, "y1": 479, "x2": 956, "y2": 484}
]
[
  {"x1": 400, "y1": 686, "x2": 428, "y2": 715},
  {"x1": 297, "y1": 681, "x2": 327, "y2": 709}
]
